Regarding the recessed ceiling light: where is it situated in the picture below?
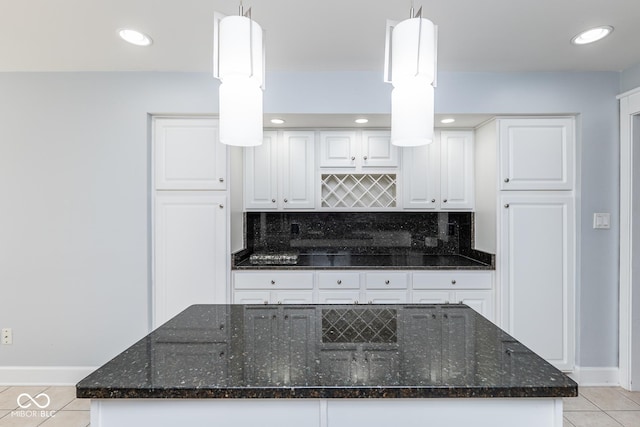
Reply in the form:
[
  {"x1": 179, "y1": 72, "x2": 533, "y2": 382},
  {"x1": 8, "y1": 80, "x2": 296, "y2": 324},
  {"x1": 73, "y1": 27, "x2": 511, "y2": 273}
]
[
  {"x1": 440, "y1": 118, "x2": 455, "y2": 124},
  {"x1": 270, "y1": 118, "x2": 285, "y2": 124},
  {"x1": 571, "y1": 26, "x2": 613, "y2": 45},
  {"x1": 118, "y1": 29, "x2": 153, "y2": 46},
  {"x1": 354, "y1": 118, "x2": 369, "y2": 124}
]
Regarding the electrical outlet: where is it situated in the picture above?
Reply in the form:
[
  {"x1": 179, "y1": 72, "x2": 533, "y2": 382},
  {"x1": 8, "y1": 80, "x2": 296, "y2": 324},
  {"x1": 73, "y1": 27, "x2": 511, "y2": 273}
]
[{"x1": 2, "y1": 328, "x2": 12, "y2": 345}]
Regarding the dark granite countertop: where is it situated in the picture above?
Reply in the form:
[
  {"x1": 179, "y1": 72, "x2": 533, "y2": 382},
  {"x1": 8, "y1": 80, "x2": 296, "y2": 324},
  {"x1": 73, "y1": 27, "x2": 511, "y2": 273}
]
[
  {"x1": 232, "y1": 250, "x2": 494, "y2": 270},
  {"x1": 77, "y1": 304, "x2": 576, "y2": 399}
]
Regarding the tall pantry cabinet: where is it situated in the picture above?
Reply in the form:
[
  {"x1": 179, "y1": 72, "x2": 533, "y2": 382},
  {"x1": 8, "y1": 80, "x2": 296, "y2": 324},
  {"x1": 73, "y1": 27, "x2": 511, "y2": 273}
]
[
  {"x1": 475, "y1": 117, "x2": 576, "y2": 372},
  {"x1": 152, "y1": 117, "x2": 229, "y2": 327}
]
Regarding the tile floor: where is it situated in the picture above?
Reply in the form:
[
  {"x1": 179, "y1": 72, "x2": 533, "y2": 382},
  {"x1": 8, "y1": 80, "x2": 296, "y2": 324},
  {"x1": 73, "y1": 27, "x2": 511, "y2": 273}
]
[{"x1": 0, "y1": 385, "x2": 639, "y2": 426}]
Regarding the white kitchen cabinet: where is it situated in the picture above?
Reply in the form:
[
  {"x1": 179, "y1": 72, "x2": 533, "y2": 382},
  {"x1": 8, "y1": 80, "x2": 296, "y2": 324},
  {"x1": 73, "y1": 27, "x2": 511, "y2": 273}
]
[
  {"x1": 244, "y1": 131, "x2": 278, "y2": 210},
  {"x1": 154, "y1": 117, "x2": 226, "y2": 190},
  {"x1": 320, "y1": 130, "x2": 397, "y2": 170},
  {"x1": 499, "y1": 193, "x2": 574, "y2": 371},
  {"x1": 363, "y1": 290, "x2": 408, "y2": 304},
  {"x1": 244, "y1": 131, "x2": 315, "y2": 210},
  {"x1": 402, "y1": 130, "x2": 474, "y2": 210},
  {"x1": 318, "y1": 291, "x2": 361, "y2": 304},
  {"x1": 401, "y1": 142, "x2": 440, "y2": 210},
  {"x1": 232, "y1": 271, "x2": 314, "y2": 304},
  {"x1": 154, "y1": 192, "x2": 227, "y2": 326},
  {"x1": 412, "y1": 291, "x2": 493, "y2": 320},
  {"x1": 499, "y1": 118, "x2": 574, "y2": 191},
  {"x1": 440, "y1": 131, "x2": 475, "y2": 210}
]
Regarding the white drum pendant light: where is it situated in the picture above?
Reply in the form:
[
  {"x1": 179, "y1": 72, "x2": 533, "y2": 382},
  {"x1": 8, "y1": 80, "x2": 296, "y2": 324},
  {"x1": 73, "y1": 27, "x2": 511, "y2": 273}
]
[
  {"x1": 384, "y1": 6, "x2": 437, "y2": 146},
  {"x1": 213, "y1": 4, "x2": 265, "y2": 146}
]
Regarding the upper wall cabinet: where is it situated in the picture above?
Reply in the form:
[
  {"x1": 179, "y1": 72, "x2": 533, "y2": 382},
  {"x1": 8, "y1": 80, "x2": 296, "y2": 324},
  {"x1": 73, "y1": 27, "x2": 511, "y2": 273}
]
[
  {"x1": 320, "y1": 131, "x2": 398, "y2": 170},
  {"x1": 154, "y1": 117, "x2": 227, "y2": 190},
  {"x1": 244, "y1": 131, "x2": 315, "y2": 211},
  {"x1": 499, "y1": 118, "x2": 575, "y2": 191},
  {"x1": 403, "y1": 130, "x2": 474, "y2": 211}
]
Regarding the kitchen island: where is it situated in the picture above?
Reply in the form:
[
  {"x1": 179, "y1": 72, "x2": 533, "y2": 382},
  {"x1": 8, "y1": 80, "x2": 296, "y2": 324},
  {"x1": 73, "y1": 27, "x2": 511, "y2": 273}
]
[{"x1": 77, "y1": 304, "x2": 576, "y2": 427}]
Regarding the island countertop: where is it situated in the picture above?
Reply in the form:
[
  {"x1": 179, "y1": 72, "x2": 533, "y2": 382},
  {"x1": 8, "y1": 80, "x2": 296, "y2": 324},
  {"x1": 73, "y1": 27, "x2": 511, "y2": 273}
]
[{"x1": 76, "y1": 304, "x2": 577, "y2": 399}]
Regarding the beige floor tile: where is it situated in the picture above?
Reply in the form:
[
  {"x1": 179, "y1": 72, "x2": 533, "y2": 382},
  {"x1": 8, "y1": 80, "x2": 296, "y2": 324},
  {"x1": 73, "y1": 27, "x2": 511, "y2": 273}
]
[
  {"x1": 0, "y1": 387, "x2": 48, "y2": 411},
  {"x1": 38, "y1": 410, "x2": 90, "y2": 427},
  {"x1": 42, "y1": 387, "x2": 76, "y2": 411},
  {"x1": 62, "y1": 398, "x2": 90, "y2": 411},
  {"x1": 0, "y1": 412, "x2": 45, "y2": 427},
  {"x1": 564, "y1": 416, "x2": 577, "y2": 427},
  {"x1": 580, "y1": 387, "x2": 640, "y2": 411},
  {"x1": 607, "y1": 411, "x2": 640, "y2": 427},
  {"x1": 564, "y1": 395, "x2": 600, "y2": 411},
  {"x1": 564, "y1": 411, "x2": 623, "y2": 427},
  {"x1": 617, "y1": 389, "x2": 640, "y2": 405}
]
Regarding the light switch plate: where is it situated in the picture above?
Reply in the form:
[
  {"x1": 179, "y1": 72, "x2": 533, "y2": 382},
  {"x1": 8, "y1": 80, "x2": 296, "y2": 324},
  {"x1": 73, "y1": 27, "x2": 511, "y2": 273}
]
[{"x1": 593, "y1": 213, "x2": 611, "y2": 229}]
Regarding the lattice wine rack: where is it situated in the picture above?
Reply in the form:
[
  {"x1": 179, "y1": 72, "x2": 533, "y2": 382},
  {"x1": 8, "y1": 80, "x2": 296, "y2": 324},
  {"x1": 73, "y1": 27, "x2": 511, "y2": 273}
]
[{"x1": 321, "y1": 173, "x2": 397, "y2": 208}]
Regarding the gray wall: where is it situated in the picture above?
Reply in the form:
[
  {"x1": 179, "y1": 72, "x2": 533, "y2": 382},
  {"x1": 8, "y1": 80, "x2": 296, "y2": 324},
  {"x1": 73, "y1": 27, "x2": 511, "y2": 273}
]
[
  {"x1": 621, "y1": 62, "x2": 640, "y2": 93},
  {"x1": 0, "y1": 70, "x2": 620, "y2": 369}
]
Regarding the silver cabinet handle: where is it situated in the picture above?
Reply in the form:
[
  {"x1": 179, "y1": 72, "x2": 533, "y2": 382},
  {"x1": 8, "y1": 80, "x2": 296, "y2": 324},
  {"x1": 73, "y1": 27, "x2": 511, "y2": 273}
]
[
  {"x1": 270, "y1": 280, "x2": 276, "y2": 285},
  {"x1": 219, "y1": 204, "x2": 224, "y2": 209},
  {"x1": 431, "y1": 199, "x2": 436, "y2": 203},
  {"x1": 451, "y1": 280, "x2": 457, "y2": 285},
  {"x1": 385, "y1": 280, "x2": 390, "y2": 285},
  {"x1": 337, "y1": 280, "x2": 342, "y2": 285},
  {"x1": 443, "y1": 199, "x2": 448, "y2": 203},
  {"x1": 363, "y1": 156, "x2": 368, "y2": 160},
  {"x1": 504, "y1": 178, "x2": 510, "y2": 183},
  {"x1": 219, "y1": 177, "x2": 224, "y2": 182},
  {"x1": 504, "y1": 204, "x2": 510, "y2": 208},
  {"x1": 351, "y1": 156, "x2": 356, "y2": 161},
  {"x1": 283, "y1": 198, "x2": 288, "y2": 203},
  {"x1": 271, "y1": 199, "x2": 276, "y2": 203}
]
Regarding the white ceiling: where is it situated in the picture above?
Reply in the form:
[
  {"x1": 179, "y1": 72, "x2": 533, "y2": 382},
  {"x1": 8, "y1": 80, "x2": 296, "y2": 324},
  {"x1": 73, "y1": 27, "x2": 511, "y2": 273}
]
[{"x1": 1, "y1": 0, "x2": 639, "y2": 73}]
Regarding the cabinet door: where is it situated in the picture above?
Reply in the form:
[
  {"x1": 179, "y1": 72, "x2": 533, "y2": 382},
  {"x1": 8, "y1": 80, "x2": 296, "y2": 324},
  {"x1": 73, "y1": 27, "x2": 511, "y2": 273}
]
[
  {"x1": 363, "y1": 291, "x2": 408, "y2": 304},
  {"x1": 361, "y1": 131, "x2": 398, "y2": 168},
  {"x1": 319, "y1": 131, "x2": 357, "y2": 168},
  {"x1": 500, "y1": 194, "x2": 574, "y2": 371},
  {"x1": 281, "y1": 131, "x2": 316, "y2": 209},
  {"x1": 233, "y1": 290, "x2": 270, "y2": 304},
  {"x1": 401, "y1": 143, "x2": 440, "y2": 209},
  {"x1": 243, "y1": 307, "x2": 281, "y2": 384},
  {"x1": 281, "y1": 307, "x2": 318, "y2": 384},
  {"x1": 440, "y1": 130, "x2": 474, "y2": 210},
  {"x1": 154, "y1": 118, "x2": 226, "y2": 190},
  {"x1": 499, "y1": 118, "x2": 575, "y2": 190},
  {"x1": 244, "y1": 131, "x2": 278, "y2": 210},
  {"x1": 411, "y1": 290, "x2": 451, "y2": 304},
  {"x1": 400, "y1": 307, "x2": 440, "y2": 383},
  {"x1": 454, "y1": 290, "x2": 494, "y2": 321},
  {"x1": 154, "y1": 192, "x2": 227, "y2": 326},
  {"x1": 318, "y1": 291, "x2": 361, "y2": 304}
]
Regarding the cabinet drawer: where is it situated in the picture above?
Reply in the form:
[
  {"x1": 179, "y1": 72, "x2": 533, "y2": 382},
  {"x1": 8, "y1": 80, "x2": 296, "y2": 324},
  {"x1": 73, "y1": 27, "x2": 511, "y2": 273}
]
[
  {"x1": 234, "y1": 272, "x2": 314, "y2": 290},
  {"x1": 412, "y1": 271, "x2": 492, "y2": 290},
  {"x1": 364, "y1": 272, "x2": 408, "y2": 289},
  {"x1": 318, "y1": 272, "x2": 360, "y2": 289}
]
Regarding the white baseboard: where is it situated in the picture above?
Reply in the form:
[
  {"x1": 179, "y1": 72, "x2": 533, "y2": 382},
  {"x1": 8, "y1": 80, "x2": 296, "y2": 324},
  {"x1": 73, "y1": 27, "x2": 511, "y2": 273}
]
[
  {"x1": 0, "y1": 366, "x2": 97, "y2": 385},
  {"x1": 569, "y1": 366, "x2": 620, "y2": 386}
]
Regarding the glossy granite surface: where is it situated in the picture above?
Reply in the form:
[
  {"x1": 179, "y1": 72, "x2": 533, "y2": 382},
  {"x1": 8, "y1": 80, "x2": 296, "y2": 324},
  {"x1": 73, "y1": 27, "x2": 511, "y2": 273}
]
[{"x1": 77, "y1": 304, "x2": 576, "y2": 399}]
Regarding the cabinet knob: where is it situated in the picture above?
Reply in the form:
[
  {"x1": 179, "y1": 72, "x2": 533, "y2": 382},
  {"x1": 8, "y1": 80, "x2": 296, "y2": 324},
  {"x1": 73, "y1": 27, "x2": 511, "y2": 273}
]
[
  {"x1": 283, "y1": 198, "x2": 288, "y2": 203},
  {"x1": 368, "y1": 300, "x2": 373, "y2": 304},
  {"x1": 451, "y1": 280, "x2": 457, "y2": 285},
  {"x1": 351, "y1": 156, "x2": 356, "y2": 161},
  {"x1": 277, "y1": 301, "x2": 282, "y2": 305},
  {"x1": 384, "y1": 280, "x2": 390, "y2": 285},
  {"x1": 219, "y1": 177, "x2": 224, "y2": 182},
  {"x1": 504, "y1": 204, "x2": 510, "y2": 208},
  {"x1": 431, "y1": 199, "x2": 436, "y2": 203},
  {"x1": 284, "y1": 315, "x2": 289, "y2": 320},
  {"x1": 363, "y1": 156, "x2": 368, "y2": 160},
  {"x1": 354, "y1": 300, "x2": 359, "y2": 304},
  {"x1": 270, "y1": 280, "x2": 276, "y2": 285},
  {"x1": 443, "y1": 199, "x2": 448, "y2": 203},
  {"x1": 504, "y1": 178, "x2": 510, "y2": 183},
  {"x1": 271, "y1": 199, "x2": 276, "y2": 203},
  {"x1": 219, "y1": 351, "x2": 225, "y2": 357},
  {"x1": 219, "y1": 204, "x2": 224, "y2": 209},
  {"x1": 337, "y1": 280, "x2": 342, "y2": 285}
]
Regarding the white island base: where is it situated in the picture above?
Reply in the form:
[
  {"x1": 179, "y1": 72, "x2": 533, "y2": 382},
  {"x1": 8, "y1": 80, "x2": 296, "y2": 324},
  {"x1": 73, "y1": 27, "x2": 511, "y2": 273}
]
[{"x1": 91, "y1": 397, "x2": 563, "y2": 427}]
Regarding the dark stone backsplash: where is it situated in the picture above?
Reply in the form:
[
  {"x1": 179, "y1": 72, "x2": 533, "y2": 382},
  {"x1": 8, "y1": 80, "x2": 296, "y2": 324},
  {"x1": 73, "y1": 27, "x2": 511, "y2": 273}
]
[{"x1": 245, "y1": 212, "x2": 480, "y2": 256}]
